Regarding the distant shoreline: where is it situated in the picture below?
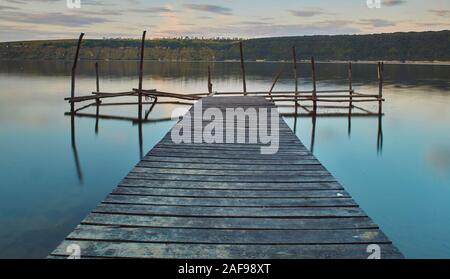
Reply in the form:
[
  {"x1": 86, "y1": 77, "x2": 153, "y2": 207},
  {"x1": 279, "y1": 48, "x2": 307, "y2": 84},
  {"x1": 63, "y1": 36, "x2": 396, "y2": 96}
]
[{"x1": 1, "y1": 59, "x2": 449, "y2": 66}]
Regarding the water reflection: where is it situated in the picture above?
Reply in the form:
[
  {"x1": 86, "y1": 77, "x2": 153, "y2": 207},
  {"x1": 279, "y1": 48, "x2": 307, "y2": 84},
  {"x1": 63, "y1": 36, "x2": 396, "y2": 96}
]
[
  {"x1": 291, "y1": 111, "x2": 383, "y2": 155},
  {"x1": 138, "y1": 122, "x2": 143, "y2": 159},
  {"x1": 1, "y1": 60, "x2": 450, "y2": 258},
  {"x1": 2, "y1": 60, "x2": 448, "y2": 90},
  {"x1": 377, "y1": 115, "x2": 383, "y2": 155},
  {"x1": 95, "y1": 100, "x2": 101, "y2": 134},
  {"x1": 69, "y1": 100, "x2": 177, "y2": 174},
  {"x1": 70, "y1": 113, "x2": 83, "y2": 184},
  {"x1": 310, "y1": 115, "x2": 317, "y2": 153}
]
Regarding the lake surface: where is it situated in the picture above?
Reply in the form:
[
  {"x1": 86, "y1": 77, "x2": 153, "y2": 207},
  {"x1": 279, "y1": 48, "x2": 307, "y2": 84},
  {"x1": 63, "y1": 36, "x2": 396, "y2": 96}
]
[{"x1": 0, "y1": 61, "x2": 449, "y2": 258}]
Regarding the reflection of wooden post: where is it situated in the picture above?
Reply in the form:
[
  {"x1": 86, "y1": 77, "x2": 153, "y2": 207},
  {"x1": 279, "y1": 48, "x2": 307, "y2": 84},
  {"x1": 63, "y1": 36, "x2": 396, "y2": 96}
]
[
  {"x1": 310, "y1": 114, "x2": 317, "y2": 153},
  {"x1": 292, "y1": 47, "x2": 299, "y2": 116},
  {"x1": 71, "y1": 33, "x2": 84, "y2": 114},
  {"x1": 207, "y1": 65, "x2": 213, "y2": 94},
  {"x1": 138, "y1": 122, "x2": 143, "y2": 159},
  {"x1": 377, "y1": 113, "x2": 383, "y2": 155},
  {"x1": 138, "y1": 31, "x2": 147, "y2": 121},
  {"x1": 239, "y1": 42, "x2": 247, "y2": 95},
  {"x1": 377, "y1": 62, "x2": 384, "y2": 115},
  {"x1": 311, "y1": 56, "x2": 317, "y2": 113},
  {"x1": 95, "y1": 103, "x2": 100, "y2": 134}
]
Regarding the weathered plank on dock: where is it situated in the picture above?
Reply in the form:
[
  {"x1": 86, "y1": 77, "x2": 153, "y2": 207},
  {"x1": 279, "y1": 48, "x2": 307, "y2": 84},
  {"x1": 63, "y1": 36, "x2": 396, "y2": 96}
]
[{"x1": 50, "y1": 96, "x2": 403, "y2": 259}]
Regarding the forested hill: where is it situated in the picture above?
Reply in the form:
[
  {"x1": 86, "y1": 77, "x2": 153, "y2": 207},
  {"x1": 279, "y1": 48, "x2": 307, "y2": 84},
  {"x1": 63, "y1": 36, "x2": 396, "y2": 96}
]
[{"x1": 1, "y1": 30, "x2": 449, "y2": 62}]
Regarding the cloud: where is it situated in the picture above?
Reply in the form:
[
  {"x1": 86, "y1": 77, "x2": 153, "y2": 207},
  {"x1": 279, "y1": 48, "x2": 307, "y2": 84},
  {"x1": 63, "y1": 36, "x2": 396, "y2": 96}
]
[
  {"x1": 0, "y1": 5, "x2": 19, "y2": 10},
  {"x1": 0, "y1": 11, "x2": 112, "y2": 27},
  {"x1": 4, "y1": 0, "x2": 59, "y2": 3},
  {"x1": 289, "y1": 8, "x2": 324, "y2": 17},
  {"x1": 129, "y1": 7, "x2": 173, "y2": 13},
  {"x1": 383, "y1": 0, "x2": 406, "y2": 6},
  {"x1": 359, "y1": 19, "x2": 396, "y2": 27},
  {"x1": 155, "y1": 19, "x2": 360, "y2": 38},
  {"x1": 81, "y1": 9, "x2": 123, "y2": 16},
  {"x1": 184, "y1": 4, "x2": 232, "y2": 15},
  {"x1": 428, "y1": 9, "x2": 450, "y2": 17}
]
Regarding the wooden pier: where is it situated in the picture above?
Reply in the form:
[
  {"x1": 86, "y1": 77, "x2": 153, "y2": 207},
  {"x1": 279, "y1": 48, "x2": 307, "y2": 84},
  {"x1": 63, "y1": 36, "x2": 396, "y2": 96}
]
[{"x1": 50, "y1": 96, "x2": 402, "y2": 259}]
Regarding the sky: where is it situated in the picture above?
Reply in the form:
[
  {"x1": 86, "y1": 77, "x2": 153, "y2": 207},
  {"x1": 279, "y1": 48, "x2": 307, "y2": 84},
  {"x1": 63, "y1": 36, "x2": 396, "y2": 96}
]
[{"x1": 0, "y1": 0, "x2": 449, "y2": 42}]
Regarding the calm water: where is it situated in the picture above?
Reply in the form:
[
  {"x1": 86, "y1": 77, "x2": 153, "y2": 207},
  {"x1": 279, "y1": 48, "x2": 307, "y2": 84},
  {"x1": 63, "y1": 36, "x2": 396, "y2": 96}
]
[{"x1": 0, "y1": 61, "x2": 449, "y2": 258}]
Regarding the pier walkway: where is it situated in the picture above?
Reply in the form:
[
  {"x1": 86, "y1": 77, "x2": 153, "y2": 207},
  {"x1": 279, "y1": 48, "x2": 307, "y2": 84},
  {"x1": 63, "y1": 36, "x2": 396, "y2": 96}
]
[{"x1": 50, "y1": 96, "x2": 402, "y2": 259}]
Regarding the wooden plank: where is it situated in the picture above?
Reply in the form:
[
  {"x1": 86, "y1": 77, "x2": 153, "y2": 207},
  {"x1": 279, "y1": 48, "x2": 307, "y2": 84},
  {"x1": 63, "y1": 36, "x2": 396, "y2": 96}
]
[
  {"x1": 104, "y1": 195, "x2": 358, "y2": 207},
  {"x1": 131, "y1": 167, "x2": 330, "y2": 176},
  {"x1": 93, "y1": 203, "x2": 366, "y2": 218},
  {"x1": 153, "y1": 144, "x2": 306, "y2": 152},
  {"x1": 65, "y1": 225, "x2": 391, "y2": 245},
  {"x1": 119, "y1": 179, "x2": 344, "y2": 190},
  {"x1": 82, "y1": 213, "x2": 376, "y2": 229},
  {"x1": 141, "y1": 156, "x2": 319, "y2": 165},
  {"x1": 51, "y1": 241, "x2": 403, "y2": 259},
  {"x1": 147, "y1": 151, "x2": 314, "y2": 160},
  {"x1": 137, "y1": 161, "x2": 322, "y2": 170},
  {"x1": 126, "y1": 173, "x2": 336, "y2": 183},
  {"x1": 150, "y1": 147, "x2": 308, "y2": 156},
  {"x1": 112, "y1": 187, "x2": 350, "y2": 198}
]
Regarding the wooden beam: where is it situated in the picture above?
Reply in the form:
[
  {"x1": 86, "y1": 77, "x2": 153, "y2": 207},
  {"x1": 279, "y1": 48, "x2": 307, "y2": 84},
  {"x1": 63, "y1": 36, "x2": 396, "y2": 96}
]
[
  {"x1": 282, "y1": 112, "x2": 384, "y2": 118},
  {"x1": 269, "y1": 68, "x2": 283, "y2": 102},
  {"x1": 145, "y1": 97, "x2": 158, "y2": 120},
  {"x1": 66, "y1": 92, "x2": 135, "y2": 102},
  {"x1": 271, "y1": 98, "x2": 384, "y2": 103},
  {"x1": 133, "y1": 89, "x2": 201, "y2": 100},
  {"x1": 239, "y1": 94, "x2": 380, "y2": 99}
]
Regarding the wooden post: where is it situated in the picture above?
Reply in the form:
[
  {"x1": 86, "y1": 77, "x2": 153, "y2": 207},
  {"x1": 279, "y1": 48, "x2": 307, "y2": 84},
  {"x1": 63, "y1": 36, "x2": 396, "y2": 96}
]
[
  {"x1": 348, "y1": 62, "x2": 353, "y2": 107},
  {"x1": 311, "y1": 56, "x2": 317, "y2": 113},
  {"x1": 348, "y1": 62, "x2": 353, "y2": 117},
  {"x1": 292, "y1": 46, "x2": 299, "y2": 116},
  {"x1": 94, "y1": 62, "x2": 101, "y2": 122},
  {"x1": 95, "y1": 62, "x2": 100, "y2": 93},
  {"x1": 138, "y1": 31, "x2": 147, "y2": 121},
  {"x1": 71, "y1": 33, "x2": 84, "y2": 114},
  {"x1": 94, "y1": 62, "x2": 100, "y2": 130},
  {"x1": 239, "y1": 41, "x2": 247, "y2": 95},
  {"x1": 377, "y1": 62, "x2": 384, "y2": 115},
  {"x1": 207, "y1": 65, "x2": 213, "y2": 94}
]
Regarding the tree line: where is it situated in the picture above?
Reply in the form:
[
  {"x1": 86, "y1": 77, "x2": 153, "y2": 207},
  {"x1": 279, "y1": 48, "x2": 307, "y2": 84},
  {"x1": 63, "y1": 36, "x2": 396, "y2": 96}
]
[{"x1": 1, "y1": 30, "x2": 448, "y2": 62}]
